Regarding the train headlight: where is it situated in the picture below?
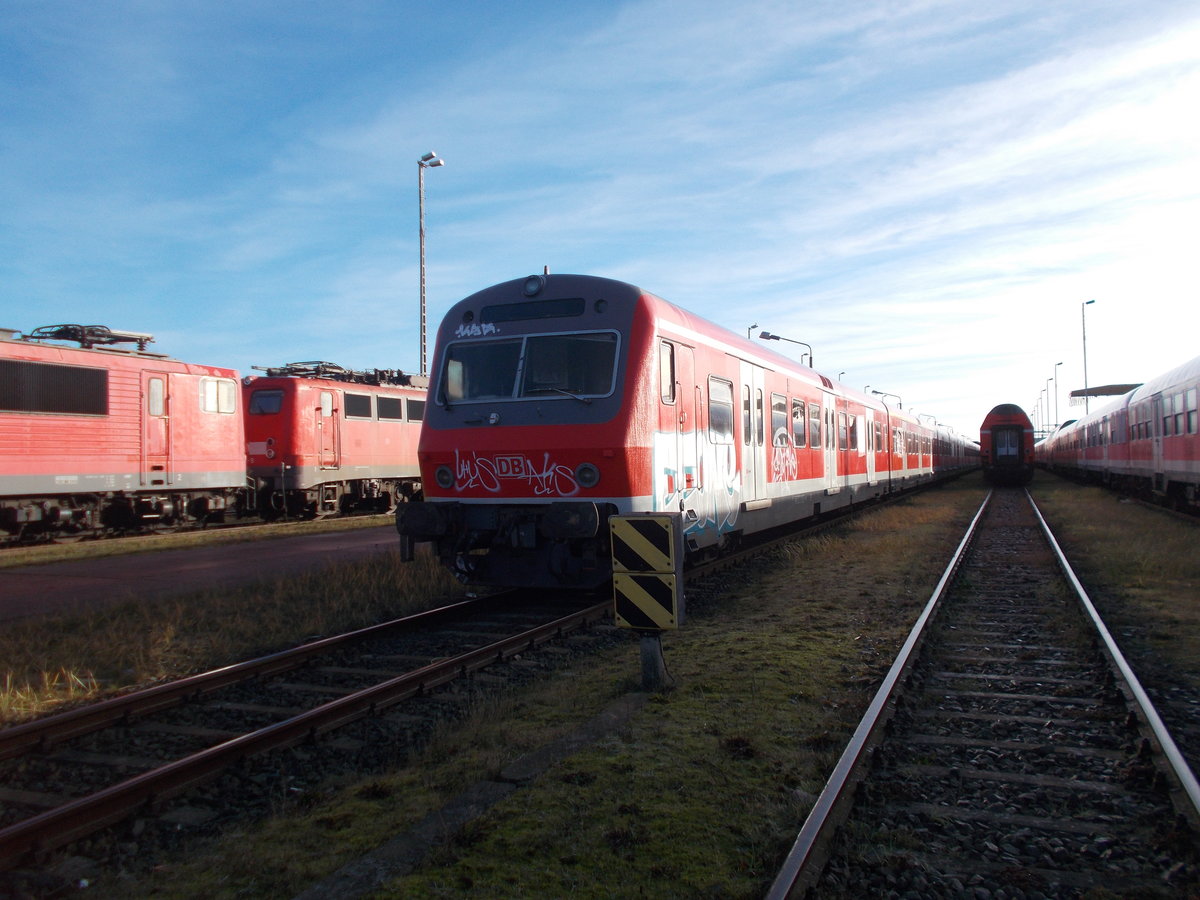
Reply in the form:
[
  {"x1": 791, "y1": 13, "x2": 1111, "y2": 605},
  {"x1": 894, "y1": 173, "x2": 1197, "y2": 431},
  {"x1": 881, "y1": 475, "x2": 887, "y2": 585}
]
[
  {"x1": 435, "y1": 465, "x2": 455, "y2": 489},
  {"x1": 574, "y1": 462, "x2": 600, "y2": 488},
  {"x1": 523, "y1": 274, "x2": 545, "y2": 297}
]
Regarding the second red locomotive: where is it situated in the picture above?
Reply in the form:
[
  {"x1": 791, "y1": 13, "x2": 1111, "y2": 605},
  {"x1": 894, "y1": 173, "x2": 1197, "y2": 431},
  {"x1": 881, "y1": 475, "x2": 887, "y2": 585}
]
[
  {"x1": 244, "y1": 362, "x2": 428, "y2": 518},
  {"x1": 396, "y1": 273, "x2": 976, "y2": 590}
]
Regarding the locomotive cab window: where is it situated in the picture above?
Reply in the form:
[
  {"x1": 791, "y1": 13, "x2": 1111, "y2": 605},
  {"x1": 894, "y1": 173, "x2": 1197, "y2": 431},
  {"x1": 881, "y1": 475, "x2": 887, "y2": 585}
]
[
  {"x1": 249, "y1": 390, "x2": 283, "y2": 415},
  {"x1": 200, "y1": 377, "x2": 237, "y2": 414}
]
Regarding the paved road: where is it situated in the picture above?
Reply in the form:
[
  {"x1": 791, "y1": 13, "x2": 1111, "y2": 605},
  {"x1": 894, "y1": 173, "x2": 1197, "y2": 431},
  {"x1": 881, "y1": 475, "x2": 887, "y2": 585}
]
[{"x1": 0, "y1": 526, "x2": 401, "y2": 622}]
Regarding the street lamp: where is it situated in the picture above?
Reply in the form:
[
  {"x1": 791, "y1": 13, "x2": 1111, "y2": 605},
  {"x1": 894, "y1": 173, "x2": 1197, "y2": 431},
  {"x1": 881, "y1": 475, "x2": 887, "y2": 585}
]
[
  {"x1": 747, "y1": 323, "x2": 757, "y2": 340},
  {"x1": 418, "y1": 151, "x2": 445, "y2": 376},
  {"x1": 759, "y1": 331, "x2": 813, "y2": 367},
  {"x1": 870, "y1": 389, "x2": 902, "y2": 408},
  {"x1": 1053, "y1": 361, "x2": 1062, "y2": 430},
  {"x1": 1045, "y1": 378, "x2": 1053, "y2": 433},
  {"x1": 1081, "y1": 299, "x2": 1096, "y2": 413}
]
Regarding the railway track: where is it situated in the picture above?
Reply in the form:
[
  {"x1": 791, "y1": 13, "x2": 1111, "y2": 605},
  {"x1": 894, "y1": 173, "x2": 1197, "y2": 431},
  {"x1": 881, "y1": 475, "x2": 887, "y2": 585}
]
[
  {"x1": 769, "y1": 486, "x2": 1200, "y2": 898},
  {"x1": 0, "y1": 593, "x2": 609, "y2": 873}
]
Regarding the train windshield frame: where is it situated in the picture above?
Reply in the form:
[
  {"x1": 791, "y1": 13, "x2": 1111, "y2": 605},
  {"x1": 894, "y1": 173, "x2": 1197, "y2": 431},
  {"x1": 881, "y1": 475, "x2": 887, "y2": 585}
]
[{"x1": 439, "y1": 330, "x2": 620, "y2": 404}]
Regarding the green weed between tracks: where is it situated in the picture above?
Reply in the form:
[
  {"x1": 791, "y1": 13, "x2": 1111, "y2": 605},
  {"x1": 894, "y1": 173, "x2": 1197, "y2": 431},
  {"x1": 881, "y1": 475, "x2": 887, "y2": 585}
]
[{"x1": 99, "y1": 475, "x2": 989, "y2": 899}]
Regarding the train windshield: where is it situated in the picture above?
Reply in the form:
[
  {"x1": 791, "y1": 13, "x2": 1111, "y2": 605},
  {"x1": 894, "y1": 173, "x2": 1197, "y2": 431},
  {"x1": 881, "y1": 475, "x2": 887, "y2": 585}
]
[{"x1": 441, "y1": 331, "x2": 618, "y2": 403}]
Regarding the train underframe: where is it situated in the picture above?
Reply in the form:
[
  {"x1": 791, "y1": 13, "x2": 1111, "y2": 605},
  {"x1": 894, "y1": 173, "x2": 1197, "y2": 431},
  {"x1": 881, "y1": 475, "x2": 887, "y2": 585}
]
[
  {"x1": 257, "y1": 477, "x2": 423, "y2": 520},
  {"x1": 0, "y1": 488, "x2": 254, "y2": 543}
]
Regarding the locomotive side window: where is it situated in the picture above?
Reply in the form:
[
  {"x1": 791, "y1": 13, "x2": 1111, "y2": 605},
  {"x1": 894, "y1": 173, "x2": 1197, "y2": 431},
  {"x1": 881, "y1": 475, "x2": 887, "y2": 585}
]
[
  {"x1": 345, "y1": 392, "x2": 373, "y2": 419},
  {"x1": 791, "y1": 398, "x2": 806, "y2": 447},
  {"x1": 249, "y1": 390, "x2": 283, "y2": 415},
  {"x1": 407, "y1": 399, "x2": 426, "y2": 422},
  {"x1": 378, "y1": 397, "x2": 403, "y2": 420},
  {"x1": 200, "y1": 377, "x2": 237, "y2": 414},
  {"x1": 659, "y1": 342, "x2": 675, "y2": 404},
  {"x1": 809, "y1": 402, "x2": 821, "y2": 448},
  {"x1": 148, "y1": 377, "x2": 165, "y2": 417},
  {"x1": 708, "y1": 377, "x2": 734, "y2": 443},
  {"x1": 0, "y1": 359, "x2": 108, "y2": 415},
  {"x1": 771, "y1": 393, "x2": 787, "y2": 445}
]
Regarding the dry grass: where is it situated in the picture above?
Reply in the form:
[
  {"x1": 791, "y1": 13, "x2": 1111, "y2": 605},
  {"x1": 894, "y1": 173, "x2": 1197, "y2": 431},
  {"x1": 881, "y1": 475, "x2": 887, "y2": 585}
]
[{"x1": 0, "y1": 551, "x2": 463, "y2": 723}]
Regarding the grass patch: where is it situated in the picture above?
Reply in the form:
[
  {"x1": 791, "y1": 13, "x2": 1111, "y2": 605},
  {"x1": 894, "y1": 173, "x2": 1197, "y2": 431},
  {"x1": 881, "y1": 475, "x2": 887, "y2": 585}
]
[
  {"x1": 0, "y1": 514, "x2": 394, "y2": 570},
  {"x1": 97, "y1": 474, "x2": 990, "y2": 899},
  {"x1": 0, "y1": 551, "x2": 463, "y2": 723}
]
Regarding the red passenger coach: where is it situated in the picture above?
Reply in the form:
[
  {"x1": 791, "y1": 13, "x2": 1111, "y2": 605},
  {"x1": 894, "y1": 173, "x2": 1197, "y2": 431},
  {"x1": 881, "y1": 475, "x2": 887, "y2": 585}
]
[
  {"x1": 979, "y1": 403, "x2": 1035, "y2": 484},
  {"x1": 396, "y1": 274, "x2": 974, "y2": 590},
  {"x1": 1, "y1": 325, "x2": 248, "y2": 541},
  {"x1": 244, "y1": 362, "x2": 428, "y2": 518},
  {"x1": 1040, "y1": 354, "x2": 1200, "y2": 510}
]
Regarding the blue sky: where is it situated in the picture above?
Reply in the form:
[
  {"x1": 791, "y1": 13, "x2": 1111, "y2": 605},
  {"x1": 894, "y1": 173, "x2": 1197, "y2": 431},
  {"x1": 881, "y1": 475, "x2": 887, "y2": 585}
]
[{"x1": 3, "y1": 0, "x2": 1197, "y2": 436}]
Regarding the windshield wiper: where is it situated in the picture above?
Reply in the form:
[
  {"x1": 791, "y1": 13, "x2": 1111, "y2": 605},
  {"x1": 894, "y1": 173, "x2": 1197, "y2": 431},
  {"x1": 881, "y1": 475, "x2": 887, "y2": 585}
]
[{"x1": 551, "y1": 388, "x2": 592, "y2": 405}]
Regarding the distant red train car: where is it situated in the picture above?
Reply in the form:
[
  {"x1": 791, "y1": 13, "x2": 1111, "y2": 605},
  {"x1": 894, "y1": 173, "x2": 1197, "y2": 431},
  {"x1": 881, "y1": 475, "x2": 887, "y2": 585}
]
[
  {"x1": 979, "y1": 403, "x2": 1035, "y2": 484},
  {"x1": 243, "y1": 362, "x2": 428, "y2": 518},
  {"x1": 1, "y1": 325, "x2": 249, "y2": 540},
  {"x1": 1039, "y1": 354, "x2": 1200, "y2": 510},
  {"x1": 396, "y1": 273, "x2": 976, "y2": 590}
]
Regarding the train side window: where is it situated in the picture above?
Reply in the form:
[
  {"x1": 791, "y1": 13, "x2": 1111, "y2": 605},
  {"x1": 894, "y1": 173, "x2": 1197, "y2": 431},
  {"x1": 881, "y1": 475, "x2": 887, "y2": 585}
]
[
  {"x1": 1174, "y1": 392, "x2": 1185, "y2": 435},
  {"x1": 848, "y1": 414, "x2": 858, "y2": 451},
  {"x1": 838, "y1": 412, "x2": 849, "y2": 451},
  {"x1": 659, "y1": 342, "x2": 676, "y2": 404},
  {"x1": 808, "y1": 402, "x2": 821, "y2": 449},
  {"x1": 0, "y1": 359, "x2": 108, "y2": 415},
  {"x1": 345, "y1": 393, "x2": 373, "y2": 419},
  {"x1": 378, "y1": 397, "x2": 403, "y2": 420},
  {"x1": 742, "y1": 385, "x2": 751, "y2": 447},
  {"x1": 791, "y1": 398, "x2": 806, "y2": 447},
  {"x1": 200, "y1": 377, "x2": 237, "y2": 414},
  {"x1": 319, "y1": 391, "x2": 334, "y2": 418},
  {"x1": 771, "y1": 393, "x2": 788, "y2": 445},
  {"x1": 249, "y1": 389, "x2": 283, "y2": 415},
  {"x1": 1188, "y1": 389, "x2": 1197, "y2": 434},
  {"x1": 407, "y1": 398, "x2": 426, "y2": 422},
  {"x1": 708, "y1": 377, "x2": 734, "y2": 444},
  {"x1": 148, "y1": 377, "x2": 165, "y2": 417}
]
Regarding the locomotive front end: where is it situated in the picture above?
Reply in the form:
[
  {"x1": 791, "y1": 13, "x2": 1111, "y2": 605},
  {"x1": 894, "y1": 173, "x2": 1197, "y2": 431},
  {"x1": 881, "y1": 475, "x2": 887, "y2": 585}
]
[{"x1": 396, "y1": 274, "x2": 651, "y2": 590}]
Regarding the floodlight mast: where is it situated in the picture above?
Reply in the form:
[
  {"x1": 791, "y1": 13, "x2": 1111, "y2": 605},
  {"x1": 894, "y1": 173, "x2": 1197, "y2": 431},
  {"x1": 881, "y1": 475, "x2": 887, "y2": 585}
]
[{"x1": 418, "y1": 151, "x2": 446, "y2": 376}]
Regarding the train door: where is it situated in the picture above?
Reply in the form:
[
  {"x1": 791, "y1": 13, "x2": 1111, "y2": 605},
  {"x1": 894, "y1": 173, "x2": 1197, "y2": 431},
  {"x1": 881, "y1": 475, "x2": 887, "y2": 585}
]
[
  {"x1": 674, "y1": 344, "x2": 701, "y2": 510},
  {"x1": 822, "y1": 391, "x2": 839, "y2": 494},
  {"x1": 739, "y1": 361, "x2": 766, "y2": 502},
  {"x1": 141, "y1": 371, "x2": 171, "y2": 485},
  {"x1": 1151, "y1": 394, "x2": 1165, "y2": 491},
  {"x1": 317, "y1": 390, "x2": 339, "y2": 469}
]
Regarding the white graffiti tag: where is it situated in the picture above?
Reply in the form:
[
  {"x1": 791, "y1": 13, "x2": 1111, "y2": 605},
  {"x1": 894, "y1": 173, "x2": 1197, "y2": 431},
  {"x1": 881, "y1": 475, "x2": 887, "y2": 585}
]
[
  {"x1": 454, "y1": 450, "x2": 580, "y2": 496},
  {"x1": 771, "y1": 429, "x2": 798, "y2": 482}
]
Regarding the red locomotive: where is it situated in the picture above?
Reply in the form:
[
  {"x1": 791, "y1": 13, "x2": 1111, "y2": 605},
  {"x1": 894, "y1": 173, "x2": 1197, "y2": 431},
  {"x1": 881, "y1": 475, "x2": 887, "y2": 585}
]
[
  {"x1": 979, "y1": 403, "x2": 1035, "y2": 484},
  {"x1": 244, "y1": 362, "x2": 427, "y2": 518},
  {"x1": 1, "y1": 325, "x2": 249, "y2": 540},
  {"x1": 1039, "y1": 354, "x2": 1200, "y2": 510},
  {"x1": 395, "y1": 273, "x2": 976, "y2": 590}
]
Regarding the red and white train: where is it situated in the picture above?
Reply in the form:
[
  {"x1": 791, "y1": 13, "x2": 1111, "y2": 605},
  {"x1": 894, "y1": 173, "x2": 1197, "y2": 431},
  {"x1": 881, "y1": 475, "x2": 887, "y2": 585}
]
[
  {"x1": 1038, "y1": 353, "x2": 1200, "y2": 510},
  {"x1": 0, "y1": 325, "x2": 425, "y2": 541},
  {"x1": 395, "y1": 273, "x2": 977, "y2": 590},
  {"x1": 979, "y1": 403, "x2": 1035, "y2": 484}
]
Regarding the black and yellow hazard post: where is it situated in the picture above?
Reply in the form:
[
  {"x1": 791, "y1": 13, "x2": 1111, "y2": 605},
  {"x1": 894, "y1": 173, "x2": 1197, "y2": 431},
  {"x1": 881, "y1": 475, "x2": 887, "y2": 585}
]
[{"x1": 609, "y1": 513, "x2": 684, "y2": 692}]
